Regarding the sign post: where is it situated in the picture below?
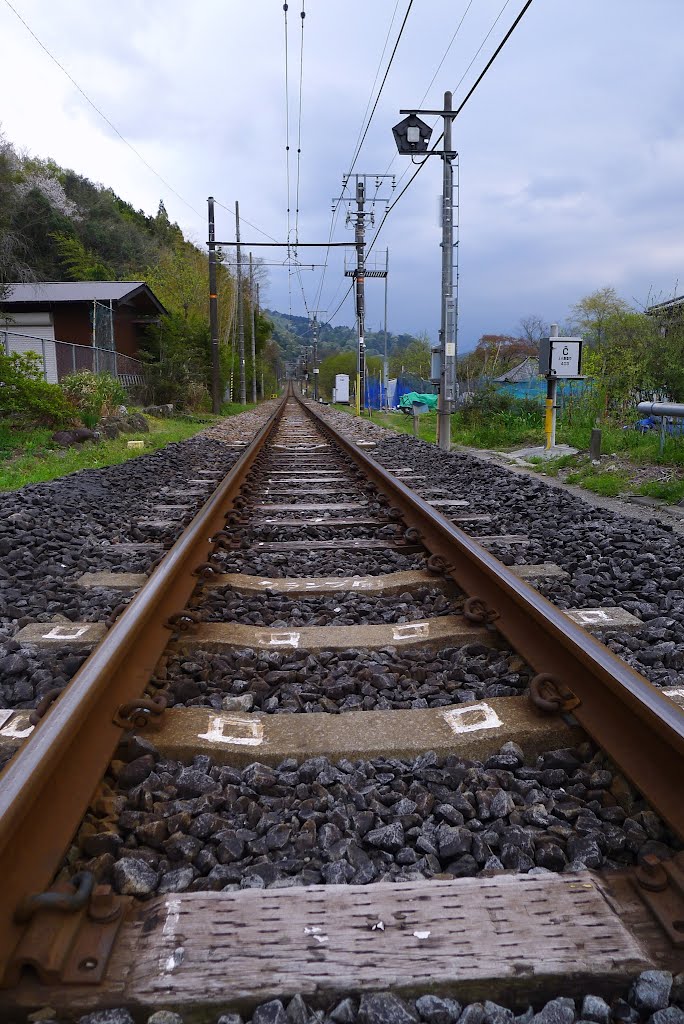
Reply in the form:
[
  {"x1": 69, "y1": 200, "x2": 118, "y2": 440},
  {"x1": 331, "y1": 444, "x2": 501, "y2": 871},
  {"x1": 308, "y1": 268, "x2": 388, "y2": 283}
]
[{"x1": 538, "y1": 324, "x2": 583, "y2": 450}]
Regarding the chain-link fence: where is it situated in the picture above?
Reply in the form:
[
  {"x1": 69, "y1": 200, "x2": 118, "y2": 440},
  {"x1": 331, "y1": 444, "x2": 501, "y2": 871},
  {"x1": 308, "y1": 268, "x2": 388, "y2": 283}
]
[{"x1": 2, "y1": 330, "x2": 144, "y2": 386}]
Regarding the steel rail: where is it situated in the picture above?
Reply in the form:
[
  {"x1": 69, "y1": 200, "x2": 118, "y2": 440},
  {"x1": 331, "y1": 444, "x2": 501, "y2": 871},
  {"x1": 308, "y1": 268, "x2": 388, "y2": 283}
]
[
  {"x1": 0, "y1": 395, "x2": 288, "y2": 979},
  {"x1": 299, "y1": 395, "x2": 684, "y2": 839}
]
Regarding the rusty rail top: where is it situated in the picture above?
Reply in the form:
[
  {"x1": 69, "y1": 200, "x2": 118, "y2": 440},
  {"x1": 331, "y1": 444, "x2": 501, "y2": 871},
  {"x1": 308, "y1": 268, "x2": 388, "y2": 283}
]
[
  {"x1": 0, "y1": 394, "x2": 288, "y2": 980},
  {"x1": 299, "y1": 395, "x2": 684, "y2": 840}
]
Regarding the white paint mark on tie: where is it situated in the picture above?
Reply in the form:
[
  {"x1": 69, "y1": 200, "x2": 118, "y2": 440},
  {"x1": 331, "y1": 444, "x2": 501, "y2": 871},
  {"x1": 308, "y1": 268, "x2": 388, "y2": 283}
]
[
  {"x1": 265, "y1": 631, "x2": 301, "y2": 648},
  {"x1": 576, "y1": 609, "x2": 610, "y2": 623},
  {"x1": 413, "y1": 930, "x2": 431, "y2": 940},
  {"x1": 198, "y1": 715, "x2": 264, "y2": 746},
  {"x1": 43, "y1": 625, "x2": 89, "y2": 640},
  {"x1": 0, "y1": 713, "x2": 34, "y2": 740},
  {"x1": 442, "y1": 703, "x2": 503, "y2": 735},
  {"x1": 393, "y1": 622, "x2": 429, "y2": 641}
]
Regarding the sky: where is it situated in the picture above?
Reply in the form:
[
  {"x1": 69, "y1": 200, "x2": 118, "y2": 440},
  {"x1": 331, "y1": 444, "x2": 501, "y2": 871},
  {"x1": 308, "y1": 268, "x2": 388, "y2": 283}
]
[{"x1": 2, "y1": 0, "x2": 684, "y2": 353}]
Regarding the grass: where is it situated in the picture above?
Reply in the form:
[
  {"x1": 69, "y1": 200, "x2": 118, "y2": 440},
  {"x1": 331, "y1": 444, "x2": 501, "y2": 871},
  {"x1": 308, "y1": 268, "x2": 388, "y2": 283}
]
[
  {"x1": 635, "y1": 479, "x2": 684, "y2": 503},
  {"x1": 0, "y1": 403, "x2": 257, "y2": 491}
]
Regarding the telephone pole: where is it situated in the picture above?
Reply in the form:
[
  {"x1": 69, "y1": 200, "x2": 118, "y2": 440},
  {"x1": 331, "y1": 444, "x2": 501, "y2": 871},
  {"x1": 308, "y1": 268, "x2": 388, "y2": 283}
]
[
  {"x1": 337, "y1": 174, "x2": 394, "y2": 415},
  {"x1": 393, "y1": 94, "x2": 459, "y2": 449},
  {"x1": 439, "y1": 91, "x2": 456, "y2": 451},
  {"x1": 249, "y1": 253, "x2": 257, "y2": 403},
  {"x1": 207, "y1": 197, "x2": 221, "y2": 413},
  {"x1": 235, "y1": 202, "x2": 246, "y2": 405},
  {"x1": 308, "y1": 309, "x2": 326, "y2": 402}
]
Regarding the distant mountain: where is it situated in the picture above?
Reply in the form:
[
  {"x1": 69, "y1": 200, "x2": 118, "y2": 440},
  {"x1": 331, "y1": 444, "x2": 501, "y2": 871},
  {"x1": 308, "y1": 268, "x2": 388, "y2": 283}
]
[{"x1": 266, "y1": 309, "x2": 425, "y2": 361}]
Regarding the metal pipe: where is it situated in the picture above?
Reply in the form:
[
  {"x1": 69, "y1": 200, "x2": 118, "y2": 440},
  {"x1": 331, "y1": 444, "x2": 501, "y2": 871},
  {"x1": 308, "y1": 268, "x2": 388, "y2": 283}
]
[{"x1": 637, "y1": 401, "x2": 684, "y2": 418}]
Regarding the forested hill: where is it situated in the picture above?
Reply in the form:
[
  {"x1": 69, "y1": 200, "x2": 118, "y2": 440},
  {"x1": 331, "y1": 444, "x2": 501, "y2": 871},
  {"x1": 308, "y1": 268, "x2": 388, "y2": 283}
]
[
  {"x1": 267, "y1": 308, "x2": 426, "y2": 362},
  {"x1": 0, "y1": 132, "x2": 184, "y2": 289}
]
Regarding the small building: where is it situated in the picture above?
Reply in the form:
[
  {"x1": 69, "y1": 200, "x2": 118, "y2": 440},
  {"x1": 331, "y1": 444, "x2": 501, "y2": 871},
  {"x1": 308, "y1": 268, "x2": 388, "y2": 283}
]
[
  {"x1": 493, "y1": 355, "x2": 540, "y2": 384},
  {"x1": 0, "y1": 281, "x2": 166, "y2": 383}
]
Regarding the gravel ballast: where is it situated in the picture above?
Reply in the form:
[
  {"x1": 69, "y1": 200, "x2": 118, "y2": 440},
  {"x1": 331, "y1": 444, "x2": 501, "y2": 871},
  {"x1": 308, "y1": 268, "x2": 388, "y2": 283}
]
[
  {"x1": 71, "y1": 741, "x2": 680, "y2": 897},
  {"x1": 68, "y1": 975, "x2": 684, "y2": 1024}
]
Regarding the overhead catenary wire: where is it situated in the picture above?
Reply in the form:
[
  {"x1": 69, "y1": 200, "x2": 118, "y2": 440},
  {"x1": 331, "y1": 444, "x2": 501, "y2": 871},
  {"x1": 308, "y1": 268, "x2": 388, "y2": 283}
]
[
  {"x1": 294, "y1": 1, "x2": 306, "y2": 248},
  {"x1": 1, "y1": 0, "x2": 203, "y2": 221},
  {"x1": 313, "y1": 0, "x2": 404, "y2": 316},
  {"x1": 368, "y1": 0, "x2": 534, "y2": 259},
  {"x1": 384, "y1": 0, "x2": 512, "y2": 193}
]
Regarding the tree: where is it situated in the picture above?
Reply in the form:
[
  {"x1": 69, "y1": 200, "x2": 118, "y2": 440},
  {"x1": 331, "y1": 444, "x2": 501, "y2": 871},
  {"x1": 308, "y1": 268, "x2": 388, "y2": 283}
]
[
  {"x1": 459, "y1": 334, "x2": 537, "y2": 382},
  {"x1": 388, "y1": 332, "x2": 431, "y2": 379},
  {"x1": 570, "y1": 287, "x2": 631, "y2": 347},
  {"x1": 517, "y1": 314, "x2": 548, "y2": 343}
]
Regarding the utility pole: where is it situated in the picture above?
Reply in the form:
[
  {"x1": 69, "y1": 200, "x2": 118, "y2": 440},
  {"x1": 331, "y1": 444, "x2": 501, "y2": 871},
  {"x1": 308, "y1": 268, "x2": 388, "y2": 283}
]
[
  {"x1": 337, "y1": 175, "x2": 394, "y2": 416},
  {"x1": 393, "y1": 94, "x2": 459, "y2": 449},
  {"x1": 256, "y1": 282, "x2": 261, "y2": 399},
  {"x1": 249, "y1": 253, "x2": 257, "y2": 404},
  {"x1": 308, "y1": 309, "x2": 326, "y2": 403},
  {"x1": 439, "y1": 91, "x2": 456, "y2": 451},
  {"x1": 383, "y1": 248, "x2": 389, "y2": 409},
  {"x1": 207, "y1": 197, "x2": 221, "y2": 413},
  {"x1": 235, "y1": 202, "x2": 246, "y2": 405},
  {"x1": 354, "y1": 179, "x2": 366, "y2": 416}
]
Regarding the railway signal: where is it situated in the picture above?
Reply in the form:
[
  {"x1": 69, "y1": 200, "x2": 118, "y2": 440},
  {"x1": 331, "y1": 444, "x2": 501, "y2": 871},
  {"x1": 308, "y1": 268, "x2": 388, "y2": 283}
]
[{"x1": 393, "y1": 92, "x2": 458, "y2": 451}]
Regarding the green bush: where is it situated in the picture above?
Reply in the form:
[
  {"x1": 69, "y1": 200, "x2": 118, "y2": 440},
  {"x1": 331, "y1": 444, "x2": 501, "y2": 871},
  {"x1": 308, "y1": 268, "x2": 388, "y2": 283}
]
[
  {"x1": 0, "y1": 351, "x2": 76, "y2": 426},
  {"x1": 60, "y1": 370, "x2": 126, "y2": 426}
]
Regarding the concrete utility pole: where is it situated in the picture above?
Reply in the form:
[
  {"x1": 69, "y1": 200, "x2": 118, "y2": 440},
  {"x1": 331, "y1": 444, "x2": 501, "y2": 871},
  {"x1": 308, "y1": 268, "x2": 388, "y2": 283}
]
[
  {"x1": 308, "y1": 309, "x2": 326, "y2": 403},
  {"x1": 439, "y1": 91, "x2": 456, "y2": 451},
  {"x1": 383, "y1": 248, "x2": 389, "y2": 409},
  {"x1": 393, "y1": 93, "x2": 459, "y2": 449},
  {"x1": 256, "y1": 282, "x2": 261, "y2": 399},
  {"x1": 336, "y1": 174, "x2": 393, "y2": 415},
  {"x1": 354, "y1": 179, "x2": 366, "y2": 416},
  {"x1": 207, "y1": 197, "x2": 221, "y2": 413},
  {"x1": 235, "y1": 202, "x2": 246, "y2": 405},
  {"x1": 249, "y1": 253, "x2": 257, "y2": 404}
]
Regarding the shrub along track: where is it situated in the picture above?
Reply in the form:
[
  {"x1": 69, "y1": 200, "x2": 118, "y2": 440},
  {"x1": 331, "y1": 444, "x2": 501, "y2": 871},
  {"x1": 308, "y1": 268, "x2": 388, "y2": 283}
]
[{"x1": 0, "y1": 386, "x2": 682, "y2": 1021}]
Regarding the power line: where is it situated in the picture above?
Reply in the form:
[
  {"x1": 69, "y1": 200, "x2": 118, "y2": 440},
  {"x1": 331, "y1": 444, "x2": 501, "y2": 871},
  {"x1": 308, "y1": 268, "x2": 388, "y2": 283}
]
[
  {"x1": 294, "y1": 1, "x2": 306, "y2": 247},
  {"x1": 347, "y1": 0, "x2": 414, "y2": 178},
  {"x1": 346, "y1": 0, "x2": 402, "y2": 176},
  {"x1": 312, "y1": 0, "x2": 403, "y2": 315},
  {"x1": 283, "y1": 2, "x2": 293, "y2": 316},
  {"x1": 213, "y1": 201, "x2": 280, "y2": 244},
  {"x1": 368, "y1": 0, "x2": 534, "y2": 258},
  {"x1": 386, "y1": 0, "x2": 511, "y2": 192},
  {"x1": 326, "y1": 282, "x2": 354, "y2": 325},
  {"x1": 1, "y1": 0, "x2": 203, "y2": 220}
]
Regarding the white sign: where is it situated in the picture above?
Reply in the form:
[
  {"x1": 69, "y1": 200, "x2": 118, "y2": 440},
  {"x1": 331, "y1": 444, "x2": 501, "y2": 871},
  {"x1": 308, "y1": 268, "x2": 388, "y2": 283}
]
[{"x1": 549, "y1": 338, "x2": 581, "y2": 377}]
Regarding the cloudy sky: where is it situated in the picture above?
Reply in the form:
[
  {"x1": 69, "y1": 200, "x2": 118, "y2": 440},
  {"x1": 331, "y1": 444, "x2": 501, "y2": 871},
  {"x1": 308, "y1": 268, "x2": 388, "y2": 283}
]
[{"x1": 2, "y1": 0, "x2": 684, "y2": 351}]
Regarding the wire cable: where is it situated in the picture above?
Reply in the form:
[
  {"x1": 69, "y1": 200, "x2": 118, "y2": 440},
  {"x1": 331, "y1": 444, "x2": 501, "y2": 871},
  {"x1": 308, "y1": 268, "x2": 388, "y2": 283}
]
[
  {"x1": 311, "y1": 0, "x2": 403, "y2": 315},
  {"x1": 1, "y1": 0, "x2": 203, "y2": 220},
  {"x1": 386, "y1": 0, "x2": 511, "y2": 191},
  {"x1": 368, "y1": 0, "x2": 534, "y2": 258},
  {"x1": 213, "y1": 201, "x2": 280, "y2": 244},
  {"x1": 347, "y1": 0, "x2": 414, "y2": 178},
  {"x1": 294, "y1": 1, "x2": 306, "y2": 247},
  {"x1": 326, "y1": 282, "x2": 354, "y2": 325}
]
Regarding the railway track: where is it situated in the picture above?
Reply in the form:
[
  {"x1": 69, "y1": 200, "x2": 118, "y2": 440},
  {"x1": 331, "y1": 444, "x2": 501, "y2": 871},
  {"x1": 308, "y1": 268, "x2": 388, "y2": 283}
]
[{"x1": 0, "y1": 387, "x2": 683, "y2": 1021}]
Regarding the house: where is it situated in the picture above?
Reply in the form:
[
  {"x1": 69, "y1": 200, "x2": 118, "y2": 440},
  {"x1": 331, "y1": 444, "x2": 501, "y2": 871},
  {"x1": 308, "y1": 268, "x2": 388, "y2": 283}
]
[
  {"x1": 493, "y1": 355, "x2": 539, "y2": 384},
  {"x1": 0, "y1": 281, "x2": 166, "y2": 382}
]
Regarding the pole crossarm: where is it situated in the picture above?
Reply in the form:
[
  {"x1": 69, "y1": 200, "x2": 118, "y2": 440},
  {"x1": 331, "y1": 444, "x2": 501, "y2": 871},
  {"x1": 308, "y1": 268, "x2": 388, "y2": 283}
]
[{"x1": 210, "y1": 241, "x2": 353, "y2": 248}]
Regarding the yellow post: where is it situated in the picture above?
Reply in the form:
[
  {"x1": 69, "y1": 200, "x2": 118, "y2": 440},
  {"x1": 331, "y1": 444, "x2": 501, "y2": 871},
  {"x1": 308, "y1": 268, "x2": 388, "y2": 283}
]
[
  {"x1": 356, "y1": 373, "x2": 361, "y2": 416},
  {"x1": 544, "y1": 397, "x2": 553, "y2": 449}
]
